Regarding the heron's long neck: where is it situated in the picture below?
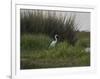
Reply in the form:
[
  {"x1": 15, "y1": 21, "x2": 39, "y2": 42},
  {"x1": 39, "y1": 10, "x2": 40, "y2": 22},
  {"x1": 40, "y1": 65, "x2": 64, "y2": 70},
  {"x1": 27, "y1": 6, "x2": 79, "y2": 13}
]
[{"x1": 55, "y1": 36, "x2": 57, "y2": 41}]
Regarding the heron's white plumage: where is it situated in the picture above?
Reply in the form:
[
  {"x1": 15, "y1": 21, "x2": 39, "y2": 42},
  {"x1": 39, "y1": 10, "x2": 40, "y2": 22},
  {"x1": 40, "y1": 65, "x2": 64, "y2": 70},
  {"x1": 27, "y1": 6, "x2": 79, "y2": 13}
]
[
  {"x1": 49, "y1": 40, "x2": 57, "y2": 47},
  {"x1": 85, "y1": 47, "x2": 90, "y2": 52},
  {"x1": 49, "y1": 34, "x2": 58, "y2": 48}
]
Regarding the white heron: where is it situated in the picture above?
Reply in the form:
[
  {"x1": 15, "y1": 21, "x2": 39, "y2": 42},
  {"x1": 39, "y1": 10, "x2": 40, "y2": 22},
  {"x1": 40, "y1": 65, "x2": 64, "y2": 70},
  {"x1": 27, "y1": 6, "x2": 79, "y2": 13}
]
[
  {"x1": 85, "y1": 47, "x2": 90, "y2": 53},
  {"x1": 49, "y1": 34, "x2": 58, "y2": 48}
]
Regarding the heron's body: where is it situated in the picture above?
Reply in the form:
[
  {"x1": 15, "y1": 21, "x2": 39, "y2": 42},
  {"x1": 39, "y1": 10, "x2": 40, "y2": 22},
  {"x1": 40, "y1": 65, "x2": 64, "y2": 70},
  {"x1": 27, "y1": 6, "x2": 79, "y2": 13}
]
[
  {"x1": 49, "y1": 34, "x2": 58, "y2": 48},
  {"x1": 49, "y1": 40, "x2": 57, "y2": 47}
]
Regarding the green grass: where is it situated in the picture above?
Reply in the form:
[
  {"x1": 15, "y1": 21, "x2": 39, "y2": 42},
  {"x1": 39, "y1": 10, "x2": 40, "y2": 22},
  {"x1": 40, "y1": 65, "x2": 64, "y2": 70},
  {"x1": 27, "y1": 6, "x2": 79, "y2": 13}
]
[
  {"x1": 21, "y1": 34, "x2": 51, "y2": 50},
  {"x1": 76, "y1": 32, "x2": 90, "y2": 47},
  {"x1": 20, "y1": 10, "x2": 90, "y2": 69},
  {"x1": 20, "y1": 33, "x2": 90, "y2": 69}
]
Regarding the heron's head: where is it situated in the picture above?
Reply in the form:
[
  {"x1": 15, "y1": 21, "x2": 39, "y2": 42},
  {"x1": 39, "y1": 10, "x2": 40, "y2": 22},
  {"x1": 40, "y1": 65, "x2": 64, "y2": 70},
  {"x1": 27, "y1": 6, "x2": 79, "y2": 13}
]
[{"x1": 55, "y1": 34, "x2": 59, "y2": 38}]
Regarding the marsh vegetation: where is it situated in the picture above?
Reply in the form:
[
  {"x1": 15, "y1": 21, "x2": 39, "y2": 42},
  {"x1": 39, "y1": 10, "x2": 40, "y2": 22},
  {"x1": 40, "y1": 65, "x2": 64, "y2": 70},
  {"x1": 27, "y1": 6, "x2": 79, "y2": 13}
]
[{"x1": 20, "y1": 9, "x2": 90, "y2": 69}]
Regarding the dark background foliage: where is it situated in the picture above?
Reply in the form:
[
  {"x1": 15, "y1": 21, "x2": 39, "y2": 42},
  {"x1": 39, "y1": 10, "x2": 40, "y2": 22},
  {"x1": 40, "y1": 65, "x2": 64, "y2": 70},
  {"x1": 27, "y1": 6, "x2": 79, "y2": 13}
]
[{"x1": 20, "y1": 9, "x2": 78, "y2": 45}]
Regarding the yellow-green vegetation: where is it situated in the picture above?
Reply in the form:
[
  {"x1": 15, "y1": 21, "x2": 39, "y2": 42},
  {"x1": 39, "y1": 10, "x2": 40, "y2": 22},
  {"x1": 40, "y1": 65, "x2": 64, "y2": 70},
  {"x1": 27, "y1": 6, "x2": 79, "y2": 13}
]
[
  {"x1": 20, "y1": 9, "x2": 90, "y2": 69},
  {"x1": 21, "y1": 33, "x2": 90, "y2": 69}
]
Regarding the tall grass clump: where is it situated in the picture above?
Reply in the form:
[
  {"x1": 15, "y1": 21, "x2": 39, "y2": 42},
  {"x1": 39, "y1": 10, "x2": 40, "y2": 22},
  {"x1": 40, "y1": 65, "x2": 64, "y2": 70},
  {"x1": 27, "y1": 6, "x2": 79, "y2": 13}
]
[
  {"x1": 59, "y1": 16, "x2": 78, "y2": 45},
  {"x1": 20, "y1": 9, "x2": 78, "y2": 45}
]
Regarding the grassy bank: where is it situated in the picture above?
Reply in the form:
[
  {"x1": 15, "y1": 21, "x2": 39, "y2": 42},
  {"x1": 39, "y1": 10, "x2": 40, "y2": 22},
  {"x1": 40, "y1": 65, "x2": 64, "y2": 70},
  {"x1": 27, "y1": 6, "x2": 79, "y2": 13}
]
[
  {"x1": 20, "y1": 33, "x2": 90, "y2": 69},
  {"x1": 20, "y1": 9, "x2": 90, "y2": 69}
]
